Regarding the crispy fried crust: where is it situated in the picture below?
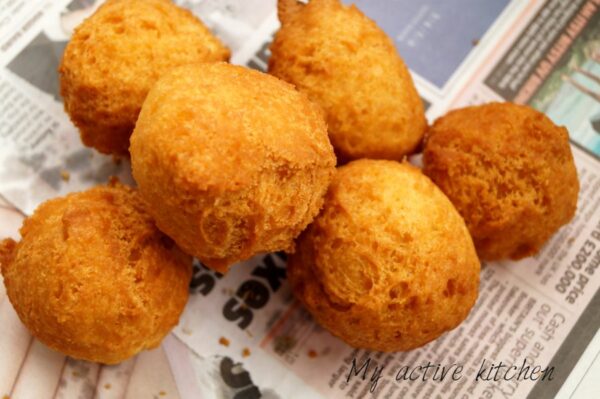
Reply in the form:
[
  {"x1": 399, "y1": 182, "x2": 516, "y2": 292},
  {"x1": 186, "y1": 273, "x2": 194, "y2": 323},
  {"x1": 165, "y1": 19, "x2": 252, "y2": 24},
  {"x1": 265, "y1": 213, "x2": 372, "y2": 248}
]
[
  {"x1": 0, "y1": 182, "x2": 192, "y2": 364},
  {"x1": 130, "y1": 62, "x2": 336, "y2": 272},
  {"x1": 423, "y1": 102, "x2": 579, "y2": 260},
  {"x1": 277, "y1": 0, "x2": 306, "y2": 23},
  {"x1": 288, "y1": 160, "x2": 480, "y2": 352},
  {"x1": 59, "y1": 0, "x2": 230, "y2": 155},
  {"x1": 269, "y1": 0, "x2": 427, "y2": 161}
]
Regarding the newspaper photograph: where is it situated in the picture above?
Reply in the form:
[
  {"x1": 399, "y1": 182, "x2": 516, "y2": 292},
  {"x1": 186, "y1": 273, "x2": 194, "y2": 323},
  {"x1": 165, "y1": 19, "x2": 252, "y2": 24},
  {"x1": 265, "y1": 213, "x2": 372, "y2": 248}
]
[
  {"x1": 0, "y1": 0, "x2": 598, "y2": 398},
  {"x1": 484, "y1": 0, "x2": 600, "y2": 158}
]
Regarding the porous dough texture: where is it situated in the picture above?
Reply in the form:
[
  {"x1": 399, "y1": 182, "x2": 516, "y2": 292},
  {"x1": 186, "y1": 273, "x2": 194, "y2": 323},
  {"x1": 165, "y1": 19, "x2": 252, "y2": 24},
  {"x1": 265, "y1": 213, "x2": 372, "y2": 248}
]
[
  {"x1": 288, "y1": 160, "x2": 480, "y2": 352},
  {"x1": 59, "y1": 0, "x2": 230, "y2": 155},
  {"x1": 130, "y1": 62, "x2": 336, "y2": 273},
  {"x1": 0, "y1": 182, "x2": 192, "y2": 364},
  {"x1": 423, "y1": 102, "x2": 579, "y2": 260},
  {"x1": 269, "y1": 0, "x2": 427, "y2": 162}
]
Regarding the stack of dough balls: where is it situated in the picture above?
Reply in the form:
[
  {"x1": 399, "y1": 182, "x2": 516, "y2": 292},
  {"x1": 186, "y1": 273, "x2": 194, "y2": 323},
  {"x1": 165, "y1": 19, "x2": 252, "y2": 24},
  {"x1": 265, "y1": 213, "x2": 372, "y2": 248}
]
[
  {"x1": 269, "y1": 0, "x2": 427, "y2": 161},
  {"x1": 423, "y1": 102, "x2": 579, "y2": 260},
  {"x1": 59, "y1": 0, "x2": 229, "y2": 155},
  {"x1": 130, "y1": 62, "x2": 336, "y2": 272},
  {"x1": 0, "y1": 182, "x2": 192, "y2": 364},
  {"x1": 288, "y1": 160, "x2": 480, "y2": 351},
  {"x1": 6, "y1": 0, "x2": 578, "y2": 364}
]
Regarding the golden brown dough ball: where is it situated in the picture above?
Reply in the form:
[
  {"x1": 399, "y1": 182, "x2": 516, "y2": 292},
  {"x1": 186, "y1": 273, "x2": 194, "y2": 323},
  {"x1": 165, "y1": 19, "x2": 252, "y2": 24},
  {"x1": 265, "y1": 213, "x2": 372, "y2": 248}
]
[
  {"x1": 423, "y1": 102, "x2": 579, "y2": 260},
  {"x1": 269, "y1": 0, "x2": 427, "y2": 162},
  {"x1": 0, "y1": 182, "x2": 192, "y2": 364},
  {"x1": 288, "y1": 160, "x2": 480, "y2": 352},
  {"x1": 130, "y1": 62, "x2": 336, "y2": 273},
  {"x1": 59, "y1": 0, "x2": 230, "y2": 155}
]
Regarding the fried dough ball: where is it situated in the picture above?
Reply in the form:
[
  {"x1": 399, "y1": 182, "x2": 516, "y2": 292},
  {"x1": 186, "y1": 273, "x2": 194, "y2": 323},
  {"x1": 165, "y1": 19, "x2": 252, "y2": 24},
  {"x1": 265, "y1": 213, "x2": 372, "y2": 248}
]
[
  {"x1": 0, "y1": 182, "x2": 192, "y2": 364},
  {"x1": 288, "y1": 160, "x2": 480, "y2": 352},
  {"x1": 130, "y1": 63, "x2": 336, "y2": 273},
  {"x1": 59, "y1": 0, "x2": 230, "y2": 155},
  {"x1": 423, "y1": 102, "x2": 579, "y2": 260},
  {"x1": 269, "y1": 0, "x2": 427, "y2": 161}
]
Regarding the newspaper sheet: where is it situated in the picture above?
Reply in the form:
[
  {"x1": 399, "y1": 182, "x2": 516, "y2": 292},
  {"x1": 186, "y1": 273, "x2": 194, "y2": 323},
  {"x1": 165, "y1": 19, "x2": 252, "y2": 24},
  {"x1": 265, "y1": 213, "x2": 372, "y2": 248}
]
[{"x1": 0, "y1": 0, "x2": 599, "y2": 398}]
